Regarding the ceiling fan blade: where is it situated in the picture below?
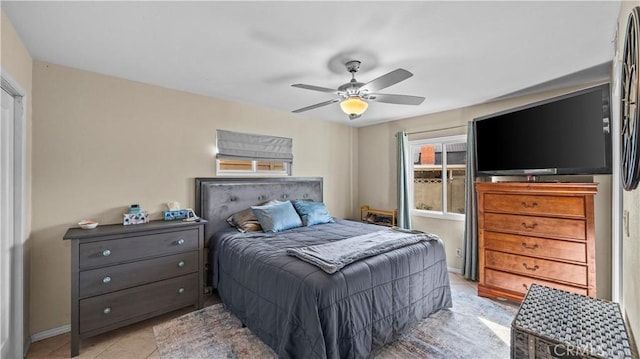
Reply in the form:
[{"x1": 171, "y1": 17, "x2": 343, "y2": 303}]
[
  {"x1": 291, "y1": 84, "x2": 338, "y2": 93},
  {"x1": 292, "y1": 99, "x2": 340, "y2": 113},
  {"x1": 360, "y1": 69, "x2": 413, "y2": 93},
  {"x1": 368, "y1": 93, "x2": 425, "y2": 105}
]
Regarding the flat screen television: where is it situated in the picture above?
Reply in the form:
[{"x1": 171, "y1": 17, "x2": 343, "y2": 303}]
[{"x1": 474, "y1": 84, "x2": 612, "y2": 176}]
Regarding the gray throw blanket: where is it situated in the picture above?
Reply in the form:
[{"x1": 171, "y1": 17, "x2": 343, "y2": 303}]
[{"x1": 286, "y1": 227, "x2": 439, "y2": 274}]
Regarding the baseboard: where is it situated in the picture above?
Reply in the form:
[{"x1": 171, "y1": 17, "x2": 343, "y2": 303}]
[
  {"x1": 447, "y1": 266, "x2": 462, "y2": 274},
  {"x1": 23, "y1": 337, "x2": 31, "y2": 358},
  {"x1": 30, "y1": 324, "x2": 70, "y2": 342}
]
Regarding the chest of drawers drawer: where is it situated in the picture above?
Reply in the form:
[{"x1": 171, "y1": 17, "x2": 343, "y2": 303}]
[
  {"x1": 79, "y1": 228, "x2": 198, "y2": 269},
  {"x1": 483, "y1": 193, "x2": 585, "y2": 217},
  {"x1": 79, "y1": 273, "x2": 198, "y2": 333},
  {"x1": 484, "y1": 213, "x2": 586, "y2": 240},
  {"x1": 483, "y1": 232, "x2": 586, "y2": 263},
  {"x1": 79, "y1": 251, "x2": 199, "y2": 298},
  {"x1": 485, "y1": 250, "x2": 587, "y2": 286},
  {"x1": 484, "y1": 269, "x2": 588, "y2": 297}
]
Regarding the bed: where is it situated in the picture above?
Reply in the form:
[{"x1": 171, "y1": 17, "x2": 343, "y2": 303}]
[{"x1": 195, "y1": 177, "x2": 452, "y2": 359}]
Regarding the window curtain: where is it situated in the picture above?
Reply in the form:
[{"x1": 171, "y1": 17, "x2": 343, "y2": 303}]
[
  {"x1": 216, "y1": 129, "x2": 293, "y2": 162},
  {"x1": 397, "y1": 131, "x2": 412, "y2": 229},
  {"x1": 462, "y1": 122, "x2": 478, "y2": 280}
]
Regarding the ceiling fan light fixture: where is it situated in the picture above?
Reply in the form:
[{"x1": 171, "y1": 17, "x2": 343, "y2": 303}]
[
  {"x1": 340, "y1": 96, "x2": 368, "y2": 116},
  {"x1": 291, "y1": 60, "x2": 424, "y2": 118}
]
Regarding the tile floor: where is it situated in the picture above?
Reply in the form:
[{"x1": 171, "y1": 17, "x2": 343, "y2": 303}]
[
  {"x1": 25, "y1": 295, "x2": 221, "y2": 359},
  {"x1": 26, "y1": 273, "x2": 480, "y2": 358}
]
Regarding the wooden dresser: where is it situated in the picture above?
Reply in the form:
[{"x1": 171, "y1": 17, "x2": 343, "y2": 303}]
[
  {"x1": 64, "y1": 220, "x2": 206, "y2": 357},
  {"x1": 476, "y1": 182, "x2": 597, "y2": 302}
]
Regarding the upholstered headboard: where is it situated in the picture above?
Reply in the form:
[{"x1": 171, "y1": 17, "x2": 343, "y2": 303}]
[{"x1": 195, "y1": 177, "x2": 323, "y2": 245}]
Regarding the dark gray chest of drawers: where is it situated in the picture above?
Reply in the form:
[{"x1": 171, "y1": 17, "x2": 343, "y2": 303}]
[{"x1": 64, "y1": 220, "x2": 206, "y2": 357}]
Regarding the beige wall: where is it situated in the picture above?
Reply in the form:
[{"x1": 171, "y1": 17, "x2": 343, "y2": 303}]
[
  {"x1": 618, "y1": 1, "x2": 640, "y2": 344},
  {"x1": 1, "y1": 8, "x2": 34, "y2": 344},
  {"x1": 357, "y1": 83, "x2": 613, "y2": 298},
  {"x1": 29, "y1": 61, "x2": 357, "y2": 333},
  {"x1": 1, "y1": 12, "x2": 32, "y2": 93}
]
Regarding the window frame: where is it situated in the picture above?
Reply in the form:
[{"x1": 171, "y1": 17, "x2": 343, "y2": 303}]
[
  {"x1": 216, "y1": 159, "x2": 291, "y2": 176},
  {"x1": 409, "y1": 134, "x2": 467, "y2": 221}
]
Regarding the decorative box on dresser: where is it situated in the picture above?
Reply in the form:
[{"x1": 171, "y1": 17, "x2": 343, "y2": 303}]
[
  {"x1": 476, "y1": 181, "x2": 597, "y2": 302},
  {"x1": 63, "y1": 220, "x2": 206, "y2": 357}
]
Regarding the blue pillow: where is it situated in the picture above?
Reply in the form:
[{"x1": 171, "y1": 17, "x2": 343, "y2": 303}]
[
  {"x1": 292, "y1": 200, "x2": 335, "y2": 227},
  {"x1": 251, "y1": 201, "x2": 302, "y2": 233}
]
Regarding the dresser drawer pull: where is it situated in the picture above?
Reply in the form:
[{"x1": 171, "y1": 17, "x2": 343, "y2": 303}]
[
  {"x1": 102, "y1": 249, "x2": 111, "y2": 257},
  {"x1": 177, "y1": 239, "x2": 185, "y2": 246},
  {"x1": 177, "y1": 287, "x2": 185, "y2": 294},
  {"x1": 102, "y1": 276, "x2": 112, "y2": 284},
  {"x1": 522, "y1": 263, "x2": 539, "y2": 271},
  {"x1": 178, "y1": 260, "x2": 185, "y2": 268},
  {"x1": 520, "y1": 201, "x2": 538, "y2": 208},
  {"x1": 521, "y1": 222, "x2": 538, "y2": 230},
  {"x1": 521, "y1": 243, "x2": 539, "y2": 250},
  {"x1": 522, "y1": 283, "x2": 529, "y2": 291},
  {"x1": 103, "y1": 307, "x2": 111, "y2": 315}
]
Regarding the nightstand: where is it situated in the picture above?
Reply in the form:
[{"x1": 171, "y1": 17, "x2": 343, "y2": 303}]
[{"x1": 360, "y1": 205, "x2": 397, "y2": 227}]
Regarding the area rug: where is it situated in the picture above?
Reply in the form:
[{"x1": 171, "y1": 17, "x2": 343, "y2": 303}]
[{"x1": 153, "y1": 284, "x2": 519, "y2": 359}]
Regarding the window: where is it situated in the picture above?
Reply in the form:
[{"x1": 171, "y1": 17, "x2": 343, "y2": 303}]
[
  {"x1": 215, "y1": 129, "x2": 293, "y2": 176},
  {"x1": 409, "y1": 135, "x2": 466, "y2": 220},
  {"x1": 216, "y1": 159, "x2": 290, "y2": 175}
]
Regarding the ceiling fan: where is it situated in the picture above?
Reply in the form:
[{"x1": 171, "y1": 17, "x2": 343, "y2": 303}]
[{"x1": 291, "y1": 60, "x2": 425, "y2": 120}]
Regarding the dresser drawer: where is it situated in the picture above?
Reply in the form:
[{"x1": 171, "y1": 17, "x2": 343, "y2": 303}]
[
  {"x1": 484, "y1": 213, "x2": 586, "y2": 240},
  {"x1": 484, "y1": 269, "x2": 588, "y2": 296},
  {"x1": 79, "y1": 251, "x2": 198, "y2": 299},
  {"x1": 483, "y1": 193, "x2": 585, "y2": 217},
  {"x1": 79, "y1": 273, "x2": 197, "y2": 334},
  {"x1": 483, "y1": 232, "x2": 586, "y2": 263},
  {"x1": 485, "y1": 250, "x2": 587, "y2": 285},
  {"x1": 79, "y1": 229, "x2": 198, "y2": 269}
]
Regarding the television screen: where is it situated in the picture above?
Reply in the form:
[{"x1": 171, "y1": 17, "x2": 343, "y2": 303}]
[{"x1": 474, "y1": 84, "x2": 611, "y2": 176}]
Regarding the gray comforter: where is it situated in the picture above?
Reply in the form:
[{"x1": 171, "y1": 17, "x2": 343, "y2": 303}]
[{"x1": 210, "y1": 219, "x2": 452, "y2": 359}]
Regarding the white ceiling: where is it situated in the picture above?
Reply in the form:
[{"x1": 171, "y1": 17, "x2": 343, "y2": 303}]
[{"x1": 2, "y1": 1, "x2": 621, "y2": 127}]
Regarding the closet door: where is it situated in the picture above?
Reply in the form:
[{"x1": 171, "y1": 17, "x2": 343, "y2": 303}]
[{"x1": 1, "y1": 87, "x2": 15, "y2": 358}]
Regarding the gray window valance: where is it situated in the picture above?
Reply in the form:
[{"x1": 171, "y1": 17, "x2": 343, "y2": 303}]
[{"x1": 216, "y1": 129, "x2": 293, "y2": 162}]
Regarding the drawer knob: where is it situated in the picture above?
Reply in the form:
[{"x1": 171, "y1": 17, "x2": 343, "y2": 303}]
[
  {"x1": 521, "y1": 222, "x2": 538, "y2": 230},
  {"x1": 522, "y1": 283, "x2": 529, "y2": 291},
  {"x1": 103, "y1": 307, "x2": 111, "y2": 315},
  {"x1": 178, "y1": 260, "x2": 185, "y2": 268},
  {"x1": 178, "y1": 287, "x2": 185, "y2": 294},
  {"x1": 522, "y1": 263, "x2": 539, "y2": 271},
  {"x1": 102, "y1": 276, "x2": 112, "y2": 284},
  {"x1": 177, "y1": 239, "x2": 185, "y2": 245},
  {"x1": 520, "y1": 201, "x2": 538, "y2": 209},
  {"x1": 102, "y1": 249, "x2": 111, "y2": 257},
  {"x1": 521, "y1": 243, "x2": 539, "y2": 250}
]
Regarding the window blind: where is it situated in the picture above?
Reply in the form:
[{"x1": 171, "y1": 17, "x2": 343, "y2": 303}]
[{"x1": 216, "y1": 129, "x2": 293, "y2": 162}]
